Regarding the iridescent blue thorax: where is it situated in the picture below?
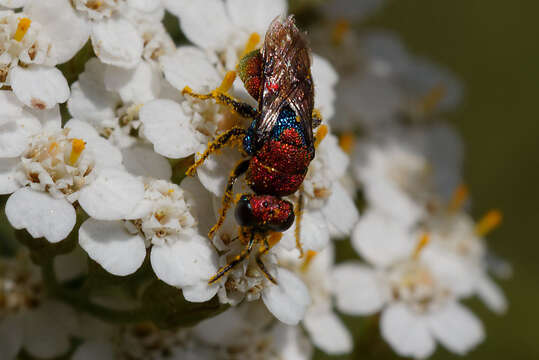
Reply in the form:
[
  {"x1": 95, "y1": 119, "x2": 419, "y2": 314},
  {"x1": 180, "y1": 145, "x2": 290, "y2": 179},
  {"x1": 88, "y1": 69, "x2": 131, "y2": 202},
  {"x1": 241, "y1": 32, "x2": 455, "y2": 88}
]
[{"x1": 243, "y1": 107, "x2": 308, "y2": 155}]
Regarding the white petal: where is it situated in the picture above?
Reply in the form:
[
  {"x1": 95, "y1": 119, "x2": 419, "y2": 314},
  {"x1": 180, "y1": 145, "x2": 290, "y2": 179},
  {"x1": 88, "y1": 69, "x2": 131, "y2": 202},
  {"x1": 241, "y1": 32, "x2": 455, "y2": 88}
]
[
  {"x1": 78, "y1": 169, "x2": 145, "y2": 220},
  {"x1": 24, "y1": 0, "x2": 90, "y2": 64},
  {"x1": 477, "y1": 275, "x2": 507, "y2": 314},
  {"x1": 380, "y1": 303, "x2": 435, "y2": 359},
  {"x1": 104, "y1": 61, "x2": 161, "y2": 104},
  {"x1": 226, "y1": 0, "x2": 287, "y2": 35},
  {"x1": 65, "y1": 119, "x2": 123, "y2": 170},
  {"x1": 352, "y1": 210, "x2": 415, "y2": 267},
  {"x1": 79, "y1": 218, "x2": 146, "y2": 276},
  {"x1": 140, "y1": 99, "x2": 201, "y2": 158},
  {"x1": 0, "y1": 91, "x2": 43, "y2": 157},
  {"x1": 321, "y1": 182, "x2": 359, "y2": 238},
  {"x1": 0, "y1": 157, "x2": 20, "y2": 194},
  {"x1": 150, "y1": 234, "x2": 219, "y2": 292},
  {"x1": 67, "y1": 58, "x2": 119, "y2": 126},
  {"x1": 165, "y1": 0, "x2": 232, "y2": 50},
  {"x1": 181, "y1": 177, "x2": 216, "y2": 236},
  {"x1": 312, "y1": 54, "x2": 338, "y2": 120},
  {"x1": 10, "y1": 65, "x2": 70, "y2": 109},
  {"x1": 121, "y1": 144, "x2": 172, "y2": 180},
  {"x1": 0, "y1": 0, "x2": 27, "y2": 8},
  {"x1": 281, "y1": 210, "x2": 329, "y2": 252},
  {"x1": 160, "y1": 46, "x2": 221, "y2": 92},
  {"x1": 72, "y1": 340, "x2": 115, "y2": 360},
  {"x1": 182, "y1": 280, "x2": 219, "y2": 303},
  {"x1": 23, "y1": 300, "x2": 77, "y2": 359},
  {"x1": 427, "y1": 302, "x2": 485, "y2": 355},
  {"x1": 303, "y1": 309, "x2": 352, "y2": 355},
  {"x1": 262, "y1": 267, "x2": 310, "y2": 325},
  {"x1": 196, "y1": 146, "x2": 242, "y2": 197},
  {"x1": 91, "y1": 18, "x2": 143, "y2": 69},
  {"x1": 333, "y1": 262, "x2": 388, "y2": 315},
  {"x1": 0, "y1": 314, "x2": 23, "y2": 360},
  {"x1": 6, "y1": 188, "x2": 76, "y2": 243}
]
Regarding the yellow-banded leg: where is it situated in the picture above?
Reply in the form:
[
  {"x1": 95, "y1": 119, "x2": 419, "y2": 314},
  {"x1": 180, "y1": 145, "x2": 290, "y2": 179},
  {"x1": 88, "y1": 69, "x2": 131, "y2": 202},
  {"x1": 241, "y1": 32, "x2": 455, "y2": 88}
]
[
  {"x1": 256, "y1": 232, "x2": 282, "y2": 284},
  {"x1": 208, "y1": 160, "x2": 250, "y2": 239},
  {"x1": 185, "y1": 126, "x2": 247, "y2": 176},
  {"x1": 182, "y1": 71, "x2": 258, "y2": 119},
  {"x1": 208, "y1": 229, "x2": 256, "y2": 284}
]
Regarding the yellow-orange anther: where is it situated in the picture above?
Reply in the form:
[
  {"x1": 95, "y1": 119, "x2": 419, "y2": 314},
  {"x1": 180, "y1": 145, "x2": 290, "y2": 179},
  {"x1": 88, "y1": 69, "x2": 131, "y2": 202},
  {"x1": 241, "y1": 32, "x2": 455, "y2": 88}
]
[
  {"x1": 331, "y1": 19, "x2": 349, "y2": 46},
  {"x1": 268, "y1": 232, "x2": 283, "y2": 248},
  {"x1": 48, "y1": 142, "x2": 59, "y2": 156},
  {"x1": 14, "y1": 18, "x2": 31, "y2": 42},
  {"x1": 217, "y1": 71, "x2": 237, "y2": 94},
  {"x1": 448, "y1": 184, "x2": 469, "y2": 212},
  {"x1": 339, "y1": 132, "x2": 356, "y2": 154},
  {"x1": 69, "y1": 138, "x2": 85, "y2": 165},
  {"x1": 243, "y1": 32, "x2": 260, "y2": 55},
  {"x1": 412, "y1": 233, "x2": 430, "y2": 260},
  {"x1": 314, "y1": 124, "x2": 328, "y2": 149},
  {"x1": 167, "y1": 188, "x2": 174, "y2": 194},
  {"x1": 301, "y1": 250, "x2": 318, "y2": 271},
  {"x1": 475, "y1": 209, "x2": 502, "y2": 237},
  {"x1": 87, "y1": 0, "x2": 103, "y2": 10},
  {"x1": 419, "y1": 84, "x2": 447, "y2": 115}
]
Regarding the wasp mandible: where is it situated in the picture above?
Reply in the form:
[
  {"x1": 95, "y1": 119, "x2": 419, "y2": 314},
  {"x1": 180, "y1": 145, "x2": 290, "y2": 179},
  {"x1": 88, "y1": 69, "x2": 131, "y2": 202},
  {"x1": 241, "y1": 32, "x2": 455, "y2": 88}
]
[{"x1": 183, "y1": 15, "x2": 326, "y2": 285}]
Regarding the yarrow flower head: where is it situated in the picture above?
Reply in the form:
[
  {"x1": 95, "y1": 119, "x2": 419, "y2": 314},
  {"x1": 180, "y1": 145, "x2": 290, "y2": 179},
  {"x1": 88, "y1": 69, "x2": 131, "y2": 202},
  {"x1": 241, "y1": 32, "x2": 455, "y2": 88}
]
[{"x1": 0, "y1": 92, "x2": 144, "y2": 243}]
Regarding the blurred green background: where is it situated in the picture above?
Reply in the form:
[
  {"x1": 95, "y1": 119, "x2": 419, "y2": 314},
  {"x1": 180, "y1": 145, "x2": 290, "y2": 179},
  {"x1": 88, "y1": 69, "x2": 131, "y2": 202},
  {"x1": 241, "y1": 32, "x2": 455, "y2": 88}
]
[
  {"x1": 347, "y1": 1, "x2": 538, "y2": 359},
  {"x1": 1, "y1": 1, "x2": 537, "y2": 359}
]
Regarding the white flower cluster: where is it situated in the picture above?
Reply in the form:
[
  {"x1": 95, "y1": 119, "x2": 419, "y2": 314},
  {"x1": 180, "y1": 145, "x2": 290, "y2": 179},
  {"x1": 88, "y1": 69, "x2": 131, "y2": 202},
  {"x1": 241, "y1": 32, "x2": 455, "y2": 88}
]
[{"x1": 0, "y1": 0, "x2": 509, "y2": 359}]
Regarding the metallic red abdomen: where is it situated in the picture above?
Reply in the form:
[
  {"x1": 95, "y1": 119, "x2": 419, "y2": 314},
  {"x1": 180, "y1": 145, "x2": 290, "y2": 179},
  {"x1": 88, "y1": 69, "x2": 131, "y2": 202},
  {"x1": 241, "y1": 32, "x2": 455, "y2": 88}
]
[{"x1": 246, "y1": 135, "x2": 313, "y2": 196}]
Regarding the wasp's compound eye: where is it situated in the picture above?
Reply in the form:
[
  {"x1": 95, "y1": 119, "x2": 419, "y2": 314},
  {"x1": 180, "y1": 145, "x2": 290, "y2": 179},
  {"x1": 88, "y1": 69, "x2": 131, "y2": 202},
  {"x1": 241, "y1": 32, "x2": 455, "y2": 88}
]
[{"x1": 235, "y1": 195, "x2": 257, "y2": 227}]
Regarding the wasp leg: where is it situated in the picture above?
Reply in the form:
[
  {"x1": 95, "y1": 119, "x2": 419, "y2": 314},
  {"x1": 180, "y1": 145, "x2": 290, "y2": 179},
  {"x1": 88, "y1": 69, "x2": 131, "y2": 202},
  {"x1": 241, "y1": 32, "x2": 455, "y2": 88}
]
[
  {"x1": 294, "y1": 192, "x2": 305, "y2": 258},
  {"x1": 256, "y1": 235, "x2": 278, "y2": 285},
  {"x1": 208, "y1": 230, "x2": 256, "y2": 284},
  {"x1": 312, "y1": 109, "x2": 323, "y2": 129},
  {"x1": 185, "y1": 126, "x2": 247, "y2": 176},
  {"x1": 182, "y1": 71, "x2": 258, "y2": 119},
  {"x1": 208, "y1": 160, "x2": 250, "y2": 239},
  {"x1": 314, "y1": 124, "x2": 328, "y2": 149}
]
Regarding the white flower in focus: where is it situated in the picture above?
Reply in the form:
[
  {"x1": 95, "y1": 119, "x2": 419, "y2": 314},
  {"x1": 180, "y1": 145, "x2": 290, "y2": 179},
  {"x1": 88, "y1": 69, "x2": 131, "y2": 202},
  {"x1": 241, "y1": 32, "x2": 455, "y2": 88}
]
[
  {"x1": 0, "y1": 251, "x2": 79, "y2": 360},
  {"x1": 68, "y1": 57, "x2": 173, "y2": 179},
  {"x1": 0, "y1": 4, "x2": 87, "y2": 108},
  {"x1": 71, "y1": 0, "x2": 166, "y2": 68},
  {"x1": 181, "y1": 178, "x2": 310, "y2": 324},
  {"x1": 79, "y1": 179, "x2": 219, "y2": 302},
  {"x1": 0, "y1": 93, "x2": 144, "y2": 243},
  {"x1": 334, "y1": 211, "x2": 485, "y2": 358}
]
